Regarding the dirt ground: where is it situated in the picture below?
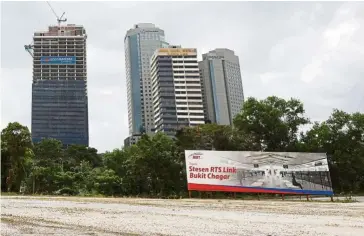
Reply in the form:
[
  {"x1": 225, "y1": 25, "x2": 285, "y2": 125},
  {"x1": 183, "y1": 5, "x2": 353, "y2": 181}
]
[{"x1": 1, "y1": 196, "x2": 364, "y2": 236}]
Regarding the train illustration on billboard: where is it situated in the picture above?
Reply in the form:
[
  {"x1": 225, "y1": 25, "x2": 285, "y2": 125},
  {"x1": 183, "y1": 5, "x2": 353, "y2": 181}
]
[{"x1": 185, "y1": 150, "x2": 333, "y2": 196}]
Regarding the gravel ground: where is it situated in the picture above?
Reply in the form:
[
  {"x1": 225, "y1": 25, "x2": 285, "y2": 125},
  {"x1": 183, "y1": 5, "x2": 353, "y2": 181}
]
[{"x1": 1, "y1": 196, "x2": 364, "y2": 236}]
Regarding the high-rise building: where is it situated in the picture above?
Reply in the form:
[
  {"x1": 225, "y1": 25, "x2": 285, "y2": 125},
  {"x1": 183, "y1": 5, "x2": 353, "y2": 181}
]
[
  {"x1": 199, "y1": 49, "x2": 244, "y2": 125},
  {"x1": 124, "y1": 23, "x2": 169, "y2": 139},
  {"x1": 31, "y1": 24, "x2": 89, "y2": 146},
  {"x1": 151, "y1": 46, "x2": 205, "y2": 136}
]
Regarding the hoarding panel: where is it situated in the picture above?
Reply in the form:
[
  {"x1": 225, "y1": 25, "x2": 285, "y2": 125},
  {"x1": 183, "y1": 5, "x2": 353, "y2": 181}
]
[
  {"x1": 185, "y1": 150, "x2": 333, "y2": 196},
  {"x1": 40, "y1": 56, "x2": 76, "y2": 65}
]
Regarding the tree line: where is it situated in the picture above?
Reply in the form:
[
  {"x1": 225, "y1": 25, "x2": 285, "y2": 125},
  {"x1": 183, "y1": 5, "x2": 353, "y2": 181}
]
[{"x1": 1, "y1": 96, "x2": 364, "y2": 197}]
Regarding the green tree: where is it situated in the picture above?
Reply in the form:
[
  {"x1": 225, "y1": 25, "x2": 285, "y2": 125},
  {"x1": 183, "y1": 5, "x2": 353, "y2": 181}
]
[
  {"x1": 300, "y1": 110, "x2": 364, "y2": 193},
  {"x1": 65, "y1": 145, "x2": 102, "y2": 168},
  {"x1": 103, "y1": 149, "x2": 129, "y2": 181},
  {"x1": 31, "y1": 138, "x2": 64, "y2": 193},
  {"x1": 1, "y1": 122, "x2": 33, "y2": 192},
  {"x1": 234, "y1": 96, "x2": 310, "y2": 151},
  {"x1": 118, "y1": 133, "x2": 182, "y2": 197},
  {"x1": 176, "y1": 124, "x2": 234, "y2": 150},
  {"x1": 33, "y1": 138, "x2": 63, "y2": 168},
  {"x1": 93, "y1": 168, "x2": 121, "y2": 196},
  {"x1": 1, "y1": 149, "x2": 11, "y2": 192},
  {"x1": 144, "y1": 133, "x2": 182, "y2": 196}
]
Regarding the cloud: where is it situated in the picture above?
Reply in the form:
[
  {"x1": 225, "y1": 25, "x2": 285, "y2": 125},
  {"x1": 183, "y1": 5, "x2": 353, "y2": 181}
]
[{"x1": 259, "y1": 72, "x2": 288, "y2": 85}]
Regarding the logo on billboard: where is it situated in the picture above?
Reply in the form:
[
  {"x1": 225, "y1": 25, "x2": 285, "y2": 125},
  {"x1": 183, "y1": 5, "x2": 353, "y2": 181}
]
[{"x1": 188, "y1": 152, "x2": 204, "y2": 160}]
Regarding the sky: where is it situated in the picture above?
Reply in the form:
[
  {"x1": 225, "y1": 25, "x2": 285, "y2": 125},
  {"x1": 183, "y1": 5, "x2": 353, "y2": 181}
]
[{"x1": 1, "y1": 1, "x2": 364, "y2": 152}]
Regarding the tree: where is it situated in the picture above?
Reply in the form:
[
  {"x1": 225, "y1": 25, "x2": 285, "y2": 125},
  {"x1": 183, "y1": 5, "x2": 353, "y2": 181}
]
[
  {"x1": 1, "y1": 148, "x2": 11, "y2": 192},
  {"x1": 233, "y1": 96, "x2": 310, "y2": 151},
  {"x1": 176, "y1": 124, "x2": 233, "y2": 150},
  {"x1": 33, "y1": 138, "x2": 63, "y2": 167},
  {"x1": 144, "y1": 133, "x2": 182, "y2": 196},
  {"x1": 299, "y1": 110, "x2": 364, "y2": 193},
  {"x1": 2, "y1": 95, "x2": 363, "y2": 196},
  {"x1": 117, "y1": 133, "x2": 182, "y2": 197},
  {"x1": 1, "y1": 122, "x2": 33, "y2": 192},
  {"x1": 103, "y1": 149, "x2": 129, "y2": 180},
  {"x1": 93, "y1": 168, "x2": 121, "y2": 196},
  {"x1": 65, "y1": 145, "x2": 102, "y2": 168},
  {"x1": 31, "y1": 138, "x2": 64, "y2": 193}
]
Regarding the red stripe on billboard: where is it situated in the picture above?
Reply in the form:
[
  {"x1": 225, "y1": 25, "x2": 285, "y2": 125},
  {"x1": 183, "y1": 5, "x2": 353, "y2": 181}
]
[{"x1": 188, "y1": 183, "x2": 296, "y2": 195}]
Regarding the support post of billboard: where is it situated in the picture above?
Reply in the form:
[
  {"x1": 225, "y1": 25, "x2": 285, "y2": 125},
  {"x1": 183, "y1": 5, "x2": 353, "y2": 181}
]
[{"x1": 185, "y1": 150, "x2": 334, "y2": 197}]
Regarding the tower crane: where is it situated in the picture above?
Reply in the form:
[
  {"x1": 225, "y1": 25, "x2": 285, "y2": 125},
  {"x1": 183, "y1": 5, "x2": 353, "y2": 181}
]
[
  {"x1": 46, "y1": 1, "x2": 67, "y2": 27},
  {"x1": 24, "y1": 1, "x2": 67, "y2": 58}
]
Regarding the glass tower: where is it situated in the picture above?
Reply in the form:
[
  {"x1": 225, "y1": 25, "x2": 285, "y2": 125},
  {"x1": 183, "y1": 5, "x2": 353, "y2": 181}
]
[
  {"x1": 199, "y1": 49, "x2": 244, "y2": 125},
  {"x1": 124, "y1": 23, "x2": 168, "y2": 136},
  {"x1": 31, "y1": 24, "x2": 89, "y2": 146}
]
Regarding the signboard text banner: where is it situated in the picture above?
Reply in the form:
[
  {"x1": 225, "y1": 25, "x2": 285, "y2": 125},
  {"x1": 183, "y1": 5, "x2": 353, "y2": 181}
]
[
  {"x1": 185, "y1": 150, "x2": 333, "y2": 196},
  {"x1": 40, "y1": 56, "x2": 76, "y2": 65}
]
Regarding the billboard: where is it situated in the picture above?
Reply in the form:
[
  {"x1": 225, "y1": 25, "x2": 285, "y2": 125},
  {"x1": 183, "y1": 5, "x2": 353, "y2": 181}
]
[
  {"x1": 40, "y1": 56, "x2": 76, "y2": 65},
  {"x1": 158, "y1": 48, "x2": 196, "y2": 56},
  {"x1": 185, "y1": 150, "x2": 333, "y2": 196}
]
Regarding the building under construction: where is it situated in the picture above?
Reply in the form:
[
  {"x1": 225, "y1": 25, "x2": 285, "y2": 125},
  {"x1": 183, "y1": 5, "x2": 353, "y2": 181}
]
[{"x1": 28, "y1": 21, "x2": 89, "y2": 146}]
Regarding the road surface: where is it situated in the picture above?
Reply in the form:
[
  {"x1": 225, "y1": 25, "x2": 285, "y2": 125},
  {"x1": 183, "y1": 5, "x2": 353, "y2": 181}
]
[{"x1": 1, "y1": 196, "x2": 364, "y2": 236}]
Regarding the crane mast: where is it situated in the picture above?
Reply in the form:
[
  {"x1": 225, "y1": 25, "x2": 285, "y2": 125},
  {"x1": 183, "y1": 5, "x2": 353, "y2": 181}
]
[{"x1": 46, "y1": 1, "x2": 67, "y2": 27}]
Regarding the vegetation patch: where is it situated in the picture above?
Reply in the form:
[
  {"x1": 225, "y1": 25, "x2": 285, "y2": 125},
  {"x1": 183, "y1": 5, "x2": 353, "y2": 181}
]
[{"x1": 2, "y1": 97, "x2": 364, "y2": 200}]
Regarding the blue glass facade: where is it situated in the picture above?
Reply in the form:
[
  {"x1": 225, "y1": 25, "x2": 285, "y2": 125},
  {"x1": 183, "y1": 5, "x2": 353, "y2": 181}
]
[
  {"x1": 209, "y1": 61, "x2": 220, "y2": 123},
  {"x1": 128, "y1": 35, "x2": 143, "y2": 133},
  {"x1": 31, "y1": 79, "x2": 89, "y2": 146}
]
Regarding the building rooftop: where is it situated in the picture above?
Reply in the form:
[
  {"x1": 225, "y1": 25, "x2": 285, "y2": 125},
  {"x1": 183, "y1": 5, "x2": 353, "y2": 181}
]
[
  {"x1": 134, "y1": 23, "x2": 156, "y2": 28},
  {"x1": 34, "y1": 24, "x2": 86, "y2": 37},
  {"x1": 125, "y1": 23, "x2": 164, "y2": 40}
]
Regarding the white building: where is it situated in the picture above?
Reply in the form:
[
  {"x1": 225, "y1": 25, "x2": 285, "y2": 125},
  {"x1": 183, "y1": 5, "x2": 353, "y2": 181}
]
[
  {"x1": 199, "y1": 48, "x2": 244, "y2": 125},
  {"x1": 151, "y1": 46, "x2": 205, "y2": 136}
]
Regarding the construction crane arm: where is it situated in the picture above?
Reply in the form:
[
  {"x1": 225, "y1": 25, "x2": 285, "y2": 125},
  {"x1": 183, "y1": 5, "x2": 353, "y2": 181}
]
[
  {"x1": 47, "y1": 1, "x2": 59, "y2": 19},
  {"x1": 25, "y1": 1, "x2": 67, "y2": 58},
  {"x1": 46, "y1": 1, "x2": 67, "y2": 26},
  {"x1": 24, "y1": 44, "x2": 34, "y2": 58}
]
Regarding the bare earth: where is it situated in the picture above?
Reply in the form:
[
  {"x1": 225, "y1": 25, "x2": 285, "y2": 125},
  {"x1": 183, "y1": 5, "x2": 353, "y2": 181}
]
[{"x1": 1, "y1": 196, "x2": 364, "y2": 236}]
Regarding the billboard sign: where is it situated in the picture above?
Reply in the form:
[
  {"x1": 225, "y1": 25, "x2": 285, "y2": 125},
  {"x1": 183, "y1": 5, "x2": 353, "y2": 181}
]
[
  {"x1": 158, "y1": 48, "x2": 196, "y2": 56},
  {"x1": 185, "y1": 150, "x2": 333, "y2": 196},
  {"x1": 40, "y1": 56, "x2": 76, "y2": 65}
]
